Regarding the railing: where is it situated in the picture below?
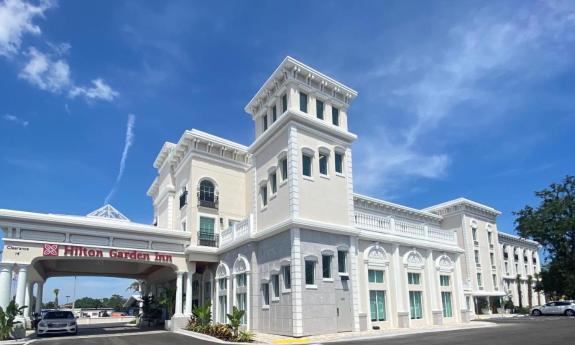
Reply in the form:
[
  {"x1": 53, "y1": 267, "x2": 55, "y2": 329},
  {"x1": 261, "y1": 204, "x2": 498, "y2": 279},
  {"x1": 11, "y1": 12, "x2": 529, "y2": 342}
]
[
  {"x1": 219, "y1": 214, "x2": 253, "y2": 248},
  {"x1": 197, "y1": 231, "x2": 219, "y2": 247},
  {"x1": 197, "y1": 194, "x2": 219, "y2": 209},
  {"x1": 354, "y1": 211, "x2": 456, "y2": 243}
]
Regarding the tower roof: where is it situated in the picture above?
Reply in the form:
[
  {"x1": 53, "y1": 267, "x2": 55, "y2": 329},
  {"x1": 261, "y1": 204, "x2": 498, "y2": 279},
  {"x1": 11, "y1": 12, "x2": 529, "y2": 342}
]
[{"x1": 86, "y1": 204, "x2": 130, "y2": 222}]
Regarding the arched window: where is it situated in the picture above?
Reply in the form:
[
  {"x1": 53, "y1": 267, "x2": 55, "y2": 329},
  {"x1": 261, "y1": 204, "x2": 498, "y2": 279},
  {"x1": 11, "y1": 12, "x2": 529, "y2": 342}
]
[{"x1": 198, "y1": 180, "x2": 218, "y2": 209}]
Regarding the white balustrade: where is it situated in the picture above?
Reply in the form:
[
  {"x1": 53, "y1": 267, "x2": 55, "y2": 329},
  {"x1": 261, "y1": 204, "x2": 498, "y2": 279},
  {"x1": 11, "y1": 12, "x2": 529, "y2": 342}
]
[
  {"x1": 219, "y1": 214, "x2": 252, "y2": 247},
  {"x1": 354, "y1": 210, "x2": 456, "y2": 244}
]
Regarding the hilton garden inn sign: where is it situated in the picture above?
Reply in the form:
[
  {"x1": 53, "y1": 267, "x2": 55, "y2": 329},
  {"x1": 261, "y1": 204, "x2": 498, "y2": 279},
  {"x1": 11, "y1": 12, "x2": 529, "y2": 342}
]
[{"x1": 0, "y1": 57, "x2": 544, "y2": 337}]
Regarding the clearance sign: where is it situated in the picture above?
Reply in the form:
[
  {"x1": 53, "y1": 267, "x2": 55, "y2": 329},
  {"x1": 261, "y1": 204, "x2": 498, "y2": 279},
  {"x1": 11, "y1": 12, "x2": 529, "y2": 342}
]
[{"x1": 43, "y1": 244, "x2": 173, "y2": 263}]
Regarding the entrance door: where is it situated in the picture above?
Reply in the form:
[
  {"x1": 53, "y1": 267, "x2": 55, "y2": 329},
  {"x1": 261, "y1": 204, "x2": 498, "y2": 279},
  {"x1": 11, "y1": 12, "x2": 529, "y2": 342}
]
[{"x1": 335, "y1": 288, "x2": 353, "y2": 332}]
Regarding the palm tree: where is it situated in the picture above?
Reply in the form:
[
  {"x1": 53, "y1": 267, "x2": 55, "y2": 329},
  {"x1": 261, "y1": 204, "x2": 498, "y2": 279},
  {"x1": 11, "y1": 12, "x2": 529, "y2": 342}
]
[
  {"x1": 53, "y1": 288, "x2": 60, "y2": 309},
  {"x1": 127, "y1": 280, "x2": 145, "y2": 294}
]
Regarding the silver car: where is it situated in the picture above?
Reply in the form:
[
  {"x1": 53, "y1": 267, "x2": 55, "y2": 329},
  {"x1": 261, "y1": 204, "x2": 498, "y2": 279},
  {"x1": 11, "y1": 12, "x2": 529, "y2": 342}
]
[
  {"x1": 531, "y1": 301, "x2": 575, "y2": 316},
  {"x1": 37, "y1": 310, "x2": 78, "y2": 336}
]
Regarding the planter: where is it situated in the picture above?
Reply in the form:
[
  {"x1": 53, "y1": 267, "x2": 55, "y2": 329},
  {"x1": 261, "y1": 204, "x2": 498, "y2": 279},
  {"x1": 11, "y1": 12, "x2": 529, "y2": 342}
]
[{"x1": 10, "y1": 322, "x2": 26, "y2": 340}]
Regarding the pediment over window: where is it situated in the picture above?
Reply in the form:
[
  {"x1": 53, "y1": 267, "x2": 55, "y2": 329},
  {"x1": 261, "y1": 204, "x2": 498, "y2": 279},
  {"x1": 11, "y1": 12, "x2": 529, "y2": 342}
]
[
  {"x1": 404, "y1": 249, "x2": 425, "y2": 269},
  {"x1": 436, "y1": 254, "x2": 454, "y2": 272},
  {"x1": 364, "y1": 243, "x2": 389, "y2": 267},
  {"x1": 216, "y1": 262, "x2": 230, "y2": 279},
  {"x1": 233, "y1": 254, "x2": 251, "y2": 274}
]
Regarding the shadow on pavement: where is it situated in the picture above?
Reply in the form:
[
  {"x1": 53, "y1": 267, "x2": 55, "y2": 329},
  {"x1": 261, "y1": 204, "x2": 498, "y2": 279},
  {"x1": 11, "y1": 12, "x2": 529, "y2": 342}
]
[{"x1": 32, "y1": 323, "x2": 165, "y2": 340}]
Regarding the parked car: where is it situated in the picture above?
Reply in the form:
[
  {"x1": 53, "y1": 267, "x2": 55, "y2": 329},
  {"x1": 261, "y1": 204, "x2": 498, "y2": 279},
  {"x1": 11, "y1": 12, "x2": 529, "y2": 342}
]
[
  {"x1": 531, "y1": 301, "x2": 575, "y2": 316},
  {"x1": 37, "y1": 310, "x2": 78, "y2": 336}
]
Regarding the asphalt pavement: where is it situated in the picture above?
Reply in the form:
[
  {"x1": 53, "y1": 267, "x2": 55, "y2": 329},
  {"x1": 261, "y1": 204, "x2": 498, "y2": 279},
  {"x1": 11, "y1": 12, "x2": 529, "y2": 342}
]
[{"x1": 30, "y1": 316, "x2": 575, "y2": 345}]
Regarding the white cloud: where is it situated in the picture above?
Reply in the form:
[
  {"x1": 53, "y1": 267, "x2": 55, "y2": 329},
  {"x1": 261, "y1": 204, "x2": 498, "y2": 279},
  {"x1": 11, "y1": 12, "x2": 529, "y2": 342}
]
[
  {"x1": 0, "y1": 0, "x2": 53, "y2": 57},
  {"x1": 3, "y1": 113, "x2": 29, "y2": 126},
  {"x1": 354, "y1": 1, "x2": 575, "y2": 196},
  {"x1": 18, "y1": 47, "x2": 71, "y2": 92},
  {"x1": 70, "y1": 78, "x2": 119, "y2": 102},
  {"x1": 105, "y1": 114, "x2": 136, "y2": 204}
]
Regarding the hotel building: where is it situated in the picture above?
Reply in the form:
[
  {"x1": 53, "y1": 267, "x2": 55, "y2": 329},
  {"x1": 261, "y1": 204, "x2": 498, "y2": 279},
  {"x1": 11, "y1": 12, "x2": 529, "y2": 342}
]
[{"x1": 0, "y1": 57, "x2": 543, "y2": 336}]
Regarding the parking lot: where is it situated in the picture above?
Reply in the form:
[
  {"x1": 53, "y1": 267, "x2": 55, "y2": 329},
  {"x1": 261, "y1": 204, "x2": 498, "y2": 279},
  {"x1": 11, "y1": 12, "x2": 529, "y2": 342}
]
[{"x1": 30, "y1": 317, "x2": 574, "y2": 345}]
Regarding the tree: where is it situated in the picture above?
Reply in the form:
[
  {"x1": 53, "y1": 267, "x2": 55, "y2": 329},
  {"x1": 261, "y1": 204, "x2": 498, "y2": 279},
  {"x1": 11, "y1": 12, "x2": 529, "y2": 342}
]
[
  {"x1": 516, "y1": 274, "x2": 523, "y2": 308},
  {"x1": 102, "y1": 294, "x2": 127, "y2": 311},
  {"x1": 53, "y1": 289, "x2": 60, "y2": 309},
  {"x1": 74, "y1": 297, "x2": 103, "y2": 309},
  {"x1": 527, "y1": 275, "x2": 533, "y2": 308},
  {"x1": 42, "y1": 302, "x2": 55, "y2": 309},
  {"x1": 127, "y1": 280, "x2": 144, "y2": 294},
  {"x1": 158, "y1": 288, "x2": 176, "y2": 319},
  {"x1": 514, "y1": 175, "x2": 575, "y2": 299}
]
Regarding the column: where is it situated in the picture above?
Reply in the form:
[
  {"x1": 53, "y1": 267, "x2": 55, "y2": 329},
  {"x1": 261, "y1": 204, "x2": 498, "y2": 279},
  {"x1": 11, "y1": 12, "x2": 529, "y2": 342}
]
[
  {"x1": 35, "y1": 282, "x2": 44, "y2": 314},
  {"x1": 0, "y1": 263, "x2": 13, "y2": 310},
  {"x1": 175, "y1": 271, "x2": 184, "y2": 316},
  {"x1": 453, "y1": 254, "x2": 467, "y2": 322},
  {"x1": 185, "y1": 271, "x2": 194, "y2": 315},
  {"x1": 15, "y1": 265, "x2": 28, "y2": 309},
  {"x1": 391, "y1": 244, "x2": 408, "y2": 328},
  {"x1": 425, "y1": 249, "x2": 441, "y2": 325},
  {"x1": 24, "y1": 282, "x2": 33, "y2": 317},
  {"x1": 349, "y1": 237, "x2": 361, "y2": 331}
]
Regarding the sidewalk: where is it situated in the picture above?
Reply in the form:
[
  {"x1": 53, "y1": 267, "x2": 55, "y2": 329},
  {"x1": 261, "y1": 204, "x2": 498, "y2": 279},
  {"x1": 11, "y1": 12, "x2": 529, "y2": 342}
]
[{"x1": 254, "y1": 321, "x2": 497, "y2": 344}]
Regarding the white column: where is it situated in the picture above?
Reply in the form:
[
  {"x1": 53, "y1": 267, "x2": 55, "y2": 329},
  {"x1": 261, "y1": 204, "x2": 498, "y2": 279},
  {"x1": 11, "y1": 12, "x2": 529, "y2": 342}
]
[
  {"x1": 24, "y1": 282, "x2": 33, "y2": 316},
  {"x1": 349, "y1": 237, "x2": 361, "y2": 331},
  {"x1": 185, "y1": 272, "x2": 193, "y2": 315},
  {"x1": 0, "y1": 263, "x2": 13, "y2": 310},
  {"x1": 290, "y1": 228, "x2": 303, "y2": 336},
  {"x1": 425, "y1": 249, "x2": 439, "y2": 324},
  {"x1": 453, "y1": 254, "x2": 467, "y2": 322},
  {"x1": 175, "y1": 271, "x2": 184, "y2": 316},
  {"x1": 15, "y1": 265, "x2": 28, "y2": 309},
  {"x1": 35, "y1": 282, "x2": 44, "y2": 314}
]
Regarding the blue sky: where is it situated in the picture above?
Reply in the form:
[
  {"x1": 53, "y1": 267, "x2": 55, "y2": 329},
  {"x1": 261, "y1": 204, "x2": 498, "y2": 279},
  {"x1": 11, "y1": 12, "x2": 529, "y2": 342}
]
[{"x1": 1, "y1": 0, "x2": 574, "y2": 300}]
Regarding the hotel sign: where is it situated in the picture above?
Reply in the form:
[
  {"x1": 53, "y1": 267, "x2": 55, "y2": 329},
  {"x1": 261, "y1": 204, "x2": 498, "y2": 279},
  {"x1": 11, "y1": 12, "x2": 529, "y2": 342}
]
[{"x1": 43, "y1": 244, "x2": 173, "y2": 263}]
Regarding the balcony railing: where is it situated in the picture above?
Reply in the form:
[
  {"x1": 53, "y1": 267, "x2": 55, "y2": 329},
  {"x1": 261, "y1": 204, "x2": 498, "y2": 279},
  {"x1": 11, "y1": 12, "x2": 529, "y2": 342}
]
[
  {"x1": 220, "y1": 214, "x2": 253, "y2": 248},
  {"x1": 197, "y1": 231, "x2": 219, "y2": 247},
  {"x1": 354, "y1": 211, "x2": 456, "y2": 244},
  {"x1": 197, "y1": 193, "x2": 219, "y2": 209}
]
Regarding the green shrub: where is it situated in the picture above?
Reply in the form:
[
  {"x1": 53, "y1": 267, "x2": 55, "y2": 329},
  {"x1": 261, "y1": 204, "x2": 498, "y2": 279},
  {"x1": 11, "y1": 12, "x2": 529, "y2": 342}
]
[
  {"x1": 0, "y1": 298, "x2": 26, "y2": 340},
  {"x1": 226, "y1": 306, "x2": 245, "y2": 337},
  {"x1": 211, "y1": 323, "x2": 233, "y2": 341},
  {"x1": 515, "y1": 307, "x2": 531, "y2": 314},
  {"x1": 192, "y1": 302, "x2": 212, "y2": 326},
  {"x1": 504, "y1": 299, "x2": 514, "y2": 310},
  {"x1": 236, "y1": 330, "x2": 255, "y2": 343}
]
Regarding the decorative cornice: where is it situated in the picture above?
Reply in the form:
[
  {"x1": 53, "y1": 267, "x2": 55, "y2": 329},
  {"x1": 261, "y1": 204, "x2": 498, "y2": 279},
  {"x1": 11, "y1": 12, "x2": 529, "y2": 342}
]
[
  {"x1": 245, "y1": 56, "x2": 358, "y2": 117},
  {"x1": 354, "y1": 194, "x2": 442, "y2": 223},
  {"x1": 498, "y1": 231, "x2": 540, "y2": 248},
  {"x1": 423, "y1": 198, "x2": 501, "y2": 218}
]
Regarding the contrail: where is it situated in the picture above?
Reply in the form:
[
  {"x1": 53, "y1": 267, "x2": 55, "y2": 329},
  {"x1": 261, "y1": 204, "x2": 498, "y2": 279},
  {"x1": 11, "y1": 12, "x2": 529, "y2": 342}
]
[{"x1": 105, "y1": 113, "x2": 136, "y2": 204}]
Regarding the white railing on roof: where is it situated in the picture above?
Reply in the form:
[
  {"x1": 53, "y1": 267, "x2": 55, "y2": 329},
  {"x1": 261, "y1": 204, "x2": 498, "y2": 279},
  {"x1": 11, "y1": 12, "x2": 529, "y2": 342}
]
[
  {"x1": 220, "y1": 214, "x2": 253, "y2": 247},
  {"x1": 354, "y1": 211, "x2": 456, "y2": 244}
]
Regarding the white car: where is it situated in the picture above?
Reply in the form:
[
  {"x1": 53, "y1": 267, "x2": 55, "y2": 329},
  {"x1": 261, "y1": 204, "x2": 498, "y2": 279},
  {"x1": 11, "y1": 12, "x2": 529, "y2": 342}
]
[
  {"x1": 531, "y1": 301, "x2": 575, "y2": 316},
  {"x1": 37, "y1": 310, "x2": 78, "y2": 336}
]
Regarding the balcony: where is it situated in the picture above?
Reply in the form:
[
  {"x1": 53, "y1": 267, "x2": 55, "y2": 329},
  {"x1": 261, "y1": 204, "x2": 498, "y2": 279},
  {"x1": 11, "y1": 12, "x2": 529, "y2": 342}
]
[
  {"x1": 354, "y1": 211, "x2": 456, "y2": 244},
  {"x1": 197, "y1": 231, "x2": 219, "y2": 247},
  {"x1": 197, "y1": 193, "x2": 219, "y2": 210},
  {"x1": 220, "y1": 214, "x2": 253, "y2": 248}
]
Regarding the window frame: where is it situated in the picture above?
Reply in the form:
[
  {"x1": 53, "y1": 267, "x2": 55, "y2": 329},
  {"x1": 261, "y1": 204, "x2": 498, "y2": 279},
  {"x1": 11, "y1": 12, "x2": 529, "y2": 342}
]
[
  {"x1": 299, "y1": 92, "x2": 308, "y2": 113},
  {"x1": 332, "y1": 106, "x2": 339, "y2": 126},
  {"x1": 302, "y1": 152, "x2": 313, "y2": 178},
  {"x1": 316, "y1": 99, "x2": 324, "y2": 119},
  {"x1": 282, "y1": 93, "x2": 288, "y2": 113},
  {"x1": 304, "y1": 260, "x2": 316, "y2": 288},
  {"x1": 270, "y1": 171, "x2": 277, "y2": 195},
  {"x1": 334, "y1": 151, "x2": 344, "y2": 175},
  {"x1": 322, "y1": 254, "x2": 332, "y2": 280},
  {"x1": 368, "y1": 269, "x2": 385, "y2": 284},
  {"x1": 260, "y1": 184, "x2": 268, "y2": 208},
  {"x1": 408, "y1": 272, "x2": 421, "y2": 285},
  {"x1": 319, "y1": 152, "x2": 329, "y2": 176},
  {"x1": 262, "y1": 114, "x2": 268, "y2": 131},
  {"x1": 337, "y1": 250, "x2": 348, "y2": 275},
  {"x1": 261, "y1": 283, "x2": 270, "y2": 308},
  {"x1": 282, "y1": 265, "x2": 291, "y2": 292},
  {"x1": 271, "y1": 274, "x2": 280, "y2": 301}
]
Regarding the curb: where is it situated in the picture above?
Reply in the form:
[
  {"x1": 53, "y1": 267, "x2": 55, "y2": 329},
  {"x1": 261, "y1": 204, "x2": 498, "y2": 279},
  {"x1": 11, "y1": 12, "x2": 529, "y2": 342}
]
[{"x1": 175, "y1": 329, "x2": 259, "y2": 344}]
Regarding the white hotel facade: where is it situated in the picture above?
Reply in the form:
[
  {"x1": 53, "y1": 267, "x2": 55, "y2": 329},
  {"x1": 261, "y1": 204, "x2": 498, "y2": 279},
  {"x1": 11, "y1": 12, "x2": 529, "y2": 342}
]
[{"x1": 0, "y1": 57, "x2": 543, "y2": 336}]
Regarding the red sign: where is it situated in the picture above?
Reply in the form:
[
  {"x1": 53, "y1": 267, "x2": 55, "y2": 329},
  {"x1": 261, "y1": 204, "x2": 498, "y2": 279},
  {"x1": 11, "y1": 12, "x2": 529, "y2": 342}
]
[
  {"x1": 43, "y1": 244, "x2": 59, "y2": 256},
  {"x1": 43, "y1": 244, "x2": 172, "y2": 263}
]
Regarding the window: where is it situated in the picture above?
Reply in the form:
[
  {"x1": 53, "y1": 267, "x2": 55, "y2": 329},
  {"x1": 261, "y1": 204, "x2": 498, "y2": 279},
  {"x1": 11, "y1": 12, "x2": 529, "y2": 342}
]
[
  {"x1": 237, "y1": 273, "x2": 247, "y2": 287},
  {"x1": 441, "y1": 292, "x2": 453, "y2": 317},
  {"x1": 282, "y1": 266, "x2": 291, "y2": 290},
  {"x1": 408, "y1": 272, "x2": 421, "y2": 285},
  {"x1": 492, "y1": 274, "x2": 498, "y2": 289},
  {"x1": 181, "y1": 220, "x2": 187, "y2": 231},
  {"x1": 477, "y1": 273, "x2": 483, "y2": 288},
  {"x1": 316, "y1": 100, "x2": 324, "y2": 119},
  {"x1": 218, "y1": 278, "x2": 227, "y2": 291},
  {"x1": 270, "y1": 172, "x2": 277, "y2": 194},
  {"x1": 305, "y1": 260, "x2": 315, "y2": 285},
  {"x1": 282, "y1": 93, "x2": 288, "y2": 112},
  {"x1": 332, "y1": 107, "x2": 339, "y2": 125},
  {"x1": 338, "y1": 250, "x2": 347, "y2": 274},
  {"x1": 262, "y1": 283, "x2": 269, "y2": 307},
  {"x1": 280, "y1": 157, "x2": 288, "y2": 181},
  {"x1": 369, "y1": 290, "x2": 386, "y2": 321},
  {"x1": 334, "y1": 152, "x2": 343, "y2": 174},
  {"x1": 260, "y1": 185, "x2": 268, "y2": 207},
  {"x1": 302, "y1": 153, "x2": 312, "y2": 177},
  {"x1": 204, "y1": 282, "x2": 212, "y2": 302},
  {"x1": 271, "y1": 274, "x2": 280, "y2": 299},
  {"x1": 472, "y1": 228, "x2": 477, "y2": 241},
  {"x1": 236, "y1": 293, "x2": 247, "y2": 324},
  {"x1": 199, "y1": 216, "x2": 215, "y2": 237},
  {"x1": 319, "y1": 152, "x2": 328, "y2": 175},
  {"x1": 299, "y1": 92, "x2": 308, "y2": 113},
  {"x1": 474, "y1": 250, "x2": 480, "y2": 265},
  {"x1": 490, "y1": 253, "x2": 495, "y2": 266},
  {"x1": 505, "y1": 262, "x2": 509, "y2": 274},
  {"x1": 488, "y1": 232, "x2": 493, "y2": 244},
  {"x1": 263, "y1": 115, "x2": 268, "y2": 131},
  {"x1": 272, "y1": 105, "x2": 277, "y2": 122},
  {"x1": 198, "y1": 180, "x2": 216, "y2": 208},
  {"x1": 218, "y1": 295, "x2": 227, "y2": 323},
  {"x1": 179, "y1": 187, "x2": 188, "y2": 208},
  {"x1": 368, "y1": 270, "x2": 384, "y2": 283},
  {"x1": 440, "y1": 275, "x2": 450, "y2": 287},
  {"x1": 409, "y1": 291, "x2": 423, "y2": 319},
  {"x1": 322, "y1": 255, "x2": 332, "y2": 279}
]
